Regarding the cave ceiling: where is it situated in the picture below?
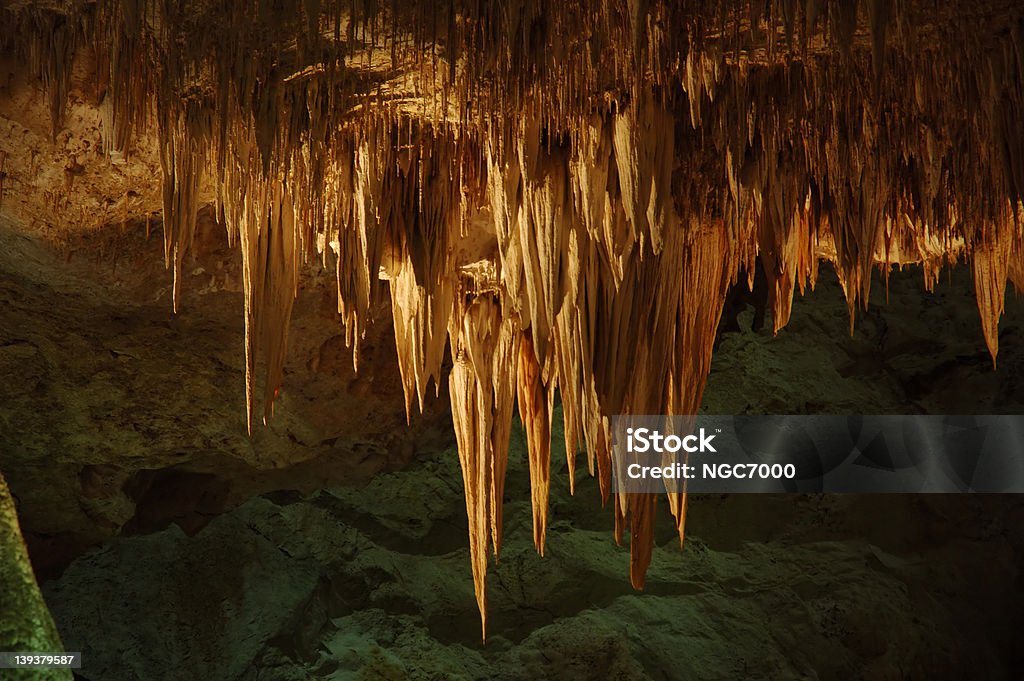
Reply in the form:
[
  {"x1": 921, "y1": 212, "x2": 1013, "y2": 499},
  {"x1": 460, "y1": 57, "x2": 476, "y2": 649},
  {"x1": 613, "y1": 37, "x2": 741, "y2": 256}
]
[{"x1": 1, "y1": 0, "x2": 1023, "y2": 636}]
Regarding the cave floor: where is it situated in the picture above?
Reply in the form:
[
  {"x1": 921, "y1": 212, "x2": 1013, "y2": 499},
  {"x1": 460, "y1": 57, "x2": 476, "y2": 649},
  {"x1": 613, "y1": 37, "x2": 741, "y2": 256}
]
[{"x1": 42, "y1": 439, "x2": 1024, "y2": 681}]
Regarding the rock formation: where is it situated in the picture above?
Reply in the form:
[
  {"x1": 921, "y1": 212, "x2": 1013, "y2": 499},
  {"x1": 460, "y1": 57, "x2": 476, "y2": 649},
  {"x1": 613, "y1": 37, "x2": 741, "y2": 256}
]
[
  {"x1": 1, "y1": 0, "x2": 1023, "y2": 635},
  {"x1": 0, "y1": 473, "x2": 71, "y2": 681}
]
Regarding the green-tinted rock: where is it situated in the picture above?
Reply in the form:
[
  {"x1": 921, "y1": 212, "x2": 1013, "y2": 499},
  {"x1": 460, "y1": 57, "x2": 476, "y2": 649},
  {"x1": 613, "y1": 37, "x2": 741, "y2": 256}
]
[{"x1": 0, "y1": 472, "x2": 72, "y2": 681}]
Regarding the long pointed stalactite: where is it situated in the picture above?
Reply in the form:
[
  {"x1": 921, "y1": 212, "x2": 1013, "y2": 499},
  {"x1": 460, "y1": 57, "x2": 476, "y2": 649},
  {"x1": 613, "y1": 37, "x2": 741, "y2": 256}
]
[
  {"x1": 516, "y1": 332, "x2": 551, "y2": 557},
  {"x1": 448, "y1": 290, "x2": 520, "y2": 639},
  {"x1": 3, "y1": 0, "x2": 1024, "y2": 637}
]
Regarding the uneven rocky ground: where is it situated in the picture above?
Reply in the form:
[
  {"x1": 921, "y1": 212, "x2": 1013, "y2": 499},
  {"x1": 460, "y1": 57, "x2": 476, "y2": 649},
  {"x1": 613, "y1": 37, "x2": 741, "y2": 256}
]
[
  {"x1": 2, "y1": 221, "x2": 1023, "y2": 680},
  {"x1": 42, "y1": 448, "x2": 1024, "y2": 681}
]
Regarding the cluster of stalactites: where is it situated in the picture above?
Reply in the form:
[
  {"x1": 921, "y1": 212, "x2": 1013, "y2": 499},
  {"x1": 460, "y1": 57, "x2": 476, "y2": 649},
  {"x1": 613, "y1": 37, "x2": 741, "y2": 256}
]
[{"x1": 4, "y1": 0, "x2": 1024, "y2": 638}]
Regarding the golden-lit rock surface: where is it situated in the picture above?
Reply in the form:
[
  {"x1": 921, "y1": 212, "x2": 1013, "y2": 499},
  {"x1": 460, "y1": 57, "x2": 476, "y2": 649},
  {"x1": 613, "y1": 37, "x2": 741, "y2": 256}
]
[{"x1": 2, "y1": 0, "x2": 1023, "y2": 634}]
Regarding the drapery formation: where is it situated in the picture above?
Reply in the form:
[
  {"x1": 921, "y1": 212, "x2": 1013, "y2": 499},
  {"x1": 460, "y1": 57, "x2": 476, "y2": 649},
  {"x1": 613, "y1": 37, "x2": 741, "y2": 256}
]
[{"x1": 3, "y1": 0, "x2": 1024, "y2": 636}]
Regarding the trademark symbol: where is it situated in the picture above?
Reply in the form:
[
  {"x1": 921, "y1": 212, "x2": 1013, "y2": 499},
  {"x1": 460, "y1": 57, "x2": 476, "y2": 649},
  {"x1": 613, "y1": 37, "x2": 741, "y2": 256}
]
[{"x1": 716, "y1": 428, "x2": 722, "y2": 433}]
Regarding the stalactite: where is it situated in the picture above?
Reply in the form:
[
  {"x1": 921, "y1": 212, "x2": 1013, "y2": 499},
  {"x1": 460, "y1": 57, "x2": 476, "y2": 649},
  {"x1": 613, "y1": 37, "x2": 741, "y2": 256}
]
[
  {"x1": 612, "y1": 88, "x2": 674, "y2": 256},
  {"x1": 516, "y1": 332, "x2": 551, "y2": 556},
  {"x1": 23, "y1": 7, "x2": 77, "y2": 141},
  {"x1": 157, "y1": 95, "x2": 209, "y2": 314},
  {"x1": 512, "y1": 117, "x2": 572, "y2": 368},
  {"x1": 447, "y1": 290, "x2": 519, "y2": 640},
  {"x1": 387, "y1": 126, "x2": 461, "y2": 418},
  {"x1": 973, "y1": 215, "x2": 1015, "y2": 368},
  {"x1": 390, "y1": 260, "x2": 455, "y2": 419}
]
